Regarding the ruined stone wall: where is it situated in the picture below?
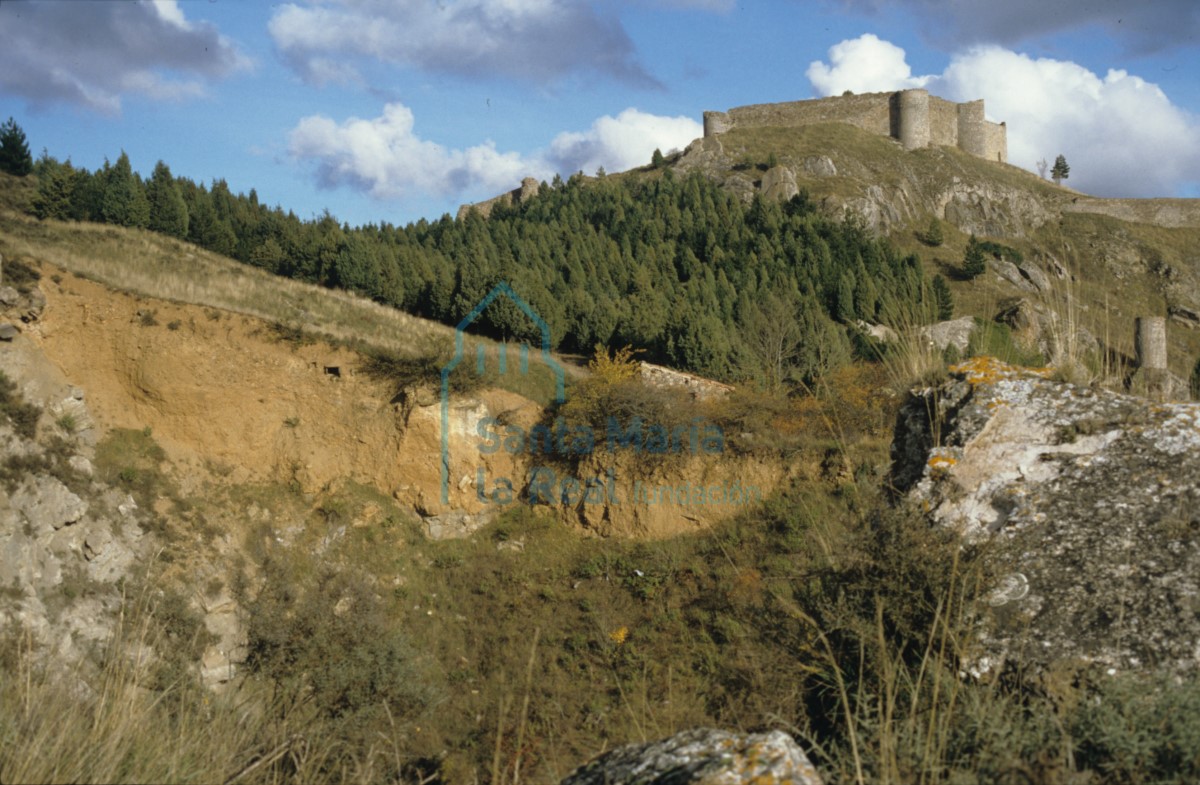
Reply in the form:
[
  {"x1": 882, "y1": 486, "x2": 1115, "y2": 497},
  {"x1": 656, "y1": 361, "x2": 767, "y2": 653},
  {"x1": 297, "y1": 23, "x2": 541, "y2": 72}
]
[
  {"x1": 457, "y1": 177, "x2": 541, "y2": 221},
  {"x1": 720, "y1": 92, "x2": 892, "y2": 137},
  {"x1": 927, "y1": 95, "x2": 960, "y2": 148}
]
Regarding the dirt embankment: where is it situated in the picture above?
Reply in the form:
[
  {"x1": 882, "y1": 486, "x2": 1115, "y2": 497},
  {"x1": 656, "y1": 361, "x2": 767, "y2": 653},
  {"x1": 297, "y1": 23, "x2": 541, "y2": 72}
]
[
  {"x1": 29, "y1": 267, "x2": 508, "y2": 515},
  {"x1": 26, "y1": 267, "x2": 780, "y2": 538}
]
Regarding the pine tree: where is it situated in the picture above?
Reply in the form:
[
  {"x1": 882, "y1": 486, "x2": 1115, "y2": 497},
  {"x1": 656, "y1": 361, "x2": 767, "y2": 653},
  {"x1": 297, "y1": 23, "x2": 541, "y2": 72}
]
[
  {"x1": 101, "y1": 152, "x2": 150, "y2": 228},
  {"x1": 835, "y1": 272, "x2": 857, "y2": 322},
  {"x1": 0, "y1": 118, "x2": 33, "y2": 176},
  {"x1": 1051, "y1": 154, "x2": 1070, "y2": 185},
  {"x1": 932, "y1": 274, "x2": 954, "y2": 320},
  {"x1": 31, "y1": 158, "x2": 76, "y2": 220},
  {"x1": 921, "y1": 216, "x2": 944, "y2": 247},
  {"x1": 962, "y1": 235, "x2": 986, "y2": 280},
  {"x1": 146, "y1": 161, "x2": 189, "y2": 239},
  {"x1": 651, "y1": 148, "x2": 665, "y2": 169}
]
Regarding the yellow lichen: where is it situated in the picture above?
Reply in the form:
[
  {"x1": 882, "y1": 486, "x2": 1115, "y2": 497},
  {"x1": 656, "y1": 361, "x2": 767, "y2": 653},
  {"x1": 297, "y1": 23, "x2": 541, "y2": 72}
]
[{"x1": 950, "y1": 356, "x2": 1053, "y2": 386}]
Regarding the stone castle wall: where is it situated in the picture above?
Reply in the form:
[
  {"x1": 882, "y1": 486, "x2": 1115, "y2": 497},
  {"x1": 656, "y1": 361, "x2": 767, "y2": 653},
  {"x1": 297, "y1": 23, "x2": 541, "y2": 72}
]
[
  {"x1": 457, "y1": 177, "x2": 541, "y2": 221},
  {"x1": 705, "y1": 89, "x2": 1007, "y2": 163}
]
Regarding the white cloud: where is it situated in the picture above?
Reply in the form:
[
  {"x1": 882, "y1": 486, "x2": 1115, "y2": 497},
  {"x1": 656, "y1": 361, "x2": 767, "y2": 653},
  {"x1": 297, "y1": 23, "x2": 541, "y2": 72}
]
[
  {"x1": 149, "y1": 0, "x2": 189, "y2": 30},
  {"x1": 807, "y1": 35, "x2": 1200, "y2": 197},
  {"x1": 287, "y1": 103, "x2": 703, "y2": 200},
  {"x1": 269, "y1": 0, "x2": 659, "y2": 88},
  {"x1": 805, "y1": 34, "x2": 926, "y2": 96},
  {"x1": 0, "y1": 0, "x2": 248, "y2": 114},
  {"x1": 548, "y1": 109, "x2": 703, "y2": 175},
  {"x1": 288, "y1": 103, "x2": 538, "y2": 199}
]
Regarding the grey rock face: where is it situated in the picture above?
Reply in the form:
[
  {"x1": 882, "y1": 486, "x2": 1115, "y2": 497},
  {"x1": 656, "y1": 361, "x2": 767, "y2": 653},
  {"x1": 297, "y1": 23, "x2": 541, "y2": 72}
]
[
  {"x1": 559, "y1": 728, "x2": 823, "y2": 785},
  {"x1": 918, "y1": 317, "x2": 977, "y2": 353},
  {"x1": 1017, "y1": 262, "x2": 1052, "y2": 292},
  {"x1": 12, "y1": 475, "x2": 88, "y2": 532},
  {"x1": 803, "y1": 155, "x2": 837, "y2": 177},
  {"x1": 893, "y1": 357, "x2": 1200, "y2": 676},
  {"x1": 0, "y1": 323, "x2": 19, "y2": 341},
  {"x1": 422, "y1": 510, "x2": 492, "y2": 540},
  {"x1": 991, "y1": 259, "x2": 1037, "y2": 292},
  {"x1": 761, "y1": 165, "x2": 798, "y2": 202},
  {"x1": 1169, "y1": 304, "x2": 1200, "y2": 330}
]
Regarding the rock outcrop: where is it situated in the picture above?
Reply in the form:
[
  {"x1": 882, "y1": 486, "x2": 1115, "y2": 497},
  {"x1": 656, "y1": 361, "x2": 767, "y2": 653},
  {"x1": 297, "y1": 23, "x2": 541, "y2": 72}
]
[
  {"x1": 760, "y1": 165, "x2": 799, "y2": 202},
  {"x1": 918, "y1": 316, "x2": 977, "y2": 354},
  {"x1": 559, "y1": 728, "x2": 823, "y2": 785},
  {"x1": 892, "y1": 357, "x2": 1200, "y2": 676}
]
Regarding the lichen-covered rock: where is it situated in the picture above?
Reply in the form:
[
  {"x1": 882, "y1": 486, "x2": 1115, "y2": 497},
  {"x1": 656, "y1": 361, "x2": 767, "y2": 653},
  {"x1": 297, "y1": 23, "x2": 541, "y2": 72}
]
[
  {"x1": 892, "y1": 357, "x2": 1200, "y2": 676},
  {"x1": 559, "y1": 728, "x2": 823, "y2": 785}
]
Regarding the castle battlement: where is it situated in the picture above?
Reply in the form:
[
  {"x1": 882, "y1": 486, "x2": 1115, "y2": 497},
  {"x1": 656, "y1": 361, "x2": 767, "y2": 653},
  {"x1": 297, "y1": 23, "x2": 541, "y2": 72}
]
[{"x1": 703, "y1": 89, "x2": 1007, "y2": 163}]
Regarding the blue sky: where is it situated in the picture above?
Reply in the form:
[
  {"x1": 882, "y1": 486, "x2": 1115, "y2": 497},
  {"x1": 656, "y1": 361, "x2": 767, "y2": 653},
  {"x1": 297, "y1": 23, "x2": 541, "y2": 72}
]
[{"x1": 2, "y1": 0, "x2": 1198, "y2": 228}]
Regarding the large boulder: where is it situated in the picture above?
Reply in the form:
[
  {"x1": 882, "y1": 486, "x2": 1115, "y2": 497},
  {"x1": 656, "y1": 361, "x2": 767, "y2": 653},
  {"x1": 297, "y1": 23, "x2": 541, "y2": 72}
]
[
  {"x1": 892, "y1": 357, "x2": 1200, "y2": 676},
  {"x1": 559, "y1": 728, "x2": 823, "y2": 785},
  {"x1": 918, "y1": 317, "x2": 977, "y2": 354},
  {"x1": 761, "y1": 165, "x2": 798, "y2": 202}
]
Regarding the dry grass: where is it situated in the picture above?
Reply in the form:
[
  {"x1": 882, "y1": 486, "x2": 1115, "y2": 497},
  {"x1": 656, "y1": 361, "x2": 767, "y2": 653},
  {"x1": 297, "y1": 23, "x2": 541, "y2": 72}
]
[
  {"x1": 0, "y1": 586, "x2": 270, "y2": 785},
  {"x1": 0, "y1": 207, "x2": 453, "y2": 359}
]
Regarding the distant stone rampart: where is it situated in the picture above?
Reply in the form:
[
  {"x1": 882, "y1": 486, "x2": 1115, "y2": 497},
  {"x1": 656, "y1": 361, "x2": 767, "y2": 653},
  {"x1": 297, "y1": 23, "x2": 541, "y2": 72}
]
[
  {"x1": 704, "y1": 89, "x2": 1007, "y2": 163},
  {"x1": 457, "y1": 177, "x2": 541, "y2": 221}
]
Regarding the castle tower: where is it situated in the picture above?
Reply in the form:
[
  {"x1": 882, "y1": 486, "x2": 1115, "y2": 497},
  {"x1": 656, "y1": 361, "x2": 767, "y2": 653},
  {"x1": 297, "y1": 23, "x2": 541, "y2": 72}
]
[
  {"x1": 1135, "y1": 316, "x2": 1170, "y2": 400},
  {"x1": 703, "y1": 111, "x2": 733, "y2": 137},
  {"x1": 897, "y1": 89, "x2": 930, "y2": 150},
  {"x1": 957, "y1": 100, "x2": 988, "y2": 158}
]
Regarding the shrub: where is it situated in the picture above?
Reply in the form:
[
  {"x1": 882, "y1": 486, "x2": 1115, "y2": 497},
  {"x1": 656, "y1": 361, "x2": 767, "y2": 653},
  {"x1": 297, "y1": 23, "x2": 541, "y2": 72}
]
[
  {"x1": 0, "y1": 370, "x2": 41, "y2": 439},
  {"x1": 932, "y1": 274, "x2": 954, "y2": 320},
  {"x1": 245, "y1": 560, "x2": 435, "y2": 728},
  {"x1": 919, "y1": 216, "x2": 944, "y2": 246}
]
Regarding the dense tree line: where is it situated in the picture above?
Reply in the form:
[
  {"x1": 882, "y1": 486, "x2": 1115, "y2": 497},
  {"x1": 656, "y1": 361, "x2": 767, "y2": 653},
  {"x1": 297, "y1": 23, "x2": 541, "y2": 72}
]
[{"x1": 27, "y1": 149, "x2": 936, "y2": 385}]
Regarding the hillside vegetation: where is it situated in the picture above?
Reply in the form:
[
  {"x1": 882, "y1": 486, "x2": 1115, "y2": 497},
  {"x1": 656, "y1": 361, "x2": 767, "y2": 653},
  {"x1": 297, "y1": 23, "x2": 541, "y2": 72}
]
[{"x1": 3, "y1": 122, "x2": 1200, "y2": 785}]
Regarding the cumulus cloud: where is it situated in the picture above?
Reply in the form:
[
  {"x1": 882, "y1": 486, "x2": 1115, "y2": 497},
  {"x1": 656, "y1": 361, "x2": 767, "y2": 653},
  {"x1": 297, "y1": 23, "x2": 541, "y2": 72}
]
[
  {"x1": 287, "y1": 103, "x2": 702, "y2": 200},
  {"x1": 547, "y1": 109, "x2": 703, "y2": 175},
  {"x1": 289, "y1": 103, "x2": 541, "y2": 199},
  {"x1": 269, "y1": 0, "x2": 659, "y2": 88},
  {"x1": 807, "y1": 35, "x2": 1200, "y2": 197},
  {"x1": 0, "y1": 0, "x2": 248, "y2": 114},
  {"x1": 832, "y1": 0, "x2": 1200, "y2": 53},
  {"x1": 806, "y1": 34, "x2": 926, "y2": 95}
]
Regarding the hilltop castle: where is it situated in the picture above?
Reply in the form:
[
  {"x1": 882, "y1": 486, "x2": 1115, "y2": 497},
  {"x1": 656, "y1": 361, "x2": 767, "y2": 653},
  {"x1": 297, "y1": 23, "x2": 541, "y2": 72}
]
[
  {"x1": 459, "y1": 89, "x2": 1007, "y2": 220},
  {"x1": 703, "y1": 89, "x2": 1007, "y2": 163}
]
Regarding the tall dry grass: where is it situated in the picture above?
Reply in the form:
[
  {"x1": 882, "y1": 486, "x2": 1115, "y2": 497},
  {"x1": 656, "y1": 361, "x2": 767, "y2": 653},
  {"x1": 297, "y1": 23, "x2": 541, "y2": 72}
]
[{"x1": 0, "y1": 587, "x2": 270, "y2": 784}]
